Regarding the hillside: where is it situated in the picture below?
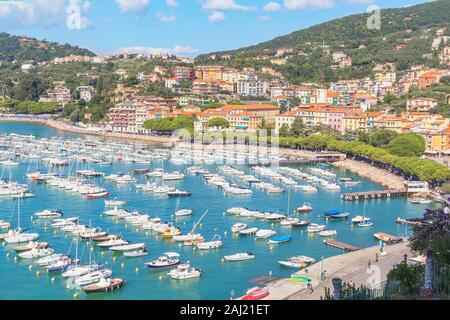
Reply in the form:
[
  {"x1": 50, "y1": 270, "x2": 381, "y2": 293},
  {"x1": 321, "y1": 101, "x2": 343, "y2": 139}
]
[
  {"x1": 0, "y1": 33, "x2": 95, "y2": 63},
  {"x1": 197, "y1": 0, "x2": 450, "y2": 84}
]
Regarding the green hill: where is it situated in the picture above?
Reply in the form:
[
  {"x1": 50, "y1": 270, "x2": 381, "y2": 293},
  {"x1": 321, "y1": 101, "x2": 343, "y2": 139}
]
[
  {"x1": 0, "y1": 33, "x2": 95, "y2": 63},
  {"x1": 197, "y1": 0, "x2": 450, "y2": 84}
]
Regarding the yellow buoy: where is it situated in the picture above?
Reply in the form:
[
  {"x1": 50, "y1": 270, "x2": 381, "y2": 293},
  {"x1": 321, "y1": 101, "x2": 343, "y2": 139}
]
[
  {"x1": 35, "y1": 270, "x2": 40, "y2": 276},
  {"x1": 113, "y1": 256, "x2": 116, "y2": 262},
  {"x1": 6, "y1": 252, "x2": 10, "y2": 258},
  {"x1": 73, "y1": 292, "x2": 79, "y2": 300},
  {"x1": 101, "y1": 251, "x2": 104, "y2": 256},
  {"x1": 159, "y1": 275, "x2": 163, "y2": 281},
  {"x1": 66, "y1": 284, "x2": 71, "y2": 290},
  {"x1": 121, "y1": 262, "x2": 125, "y2": 269},
  {"x1": 221, "y1": 258, "x2": 225, "y2": 263},
  {"x1": 200, "y1": 223, "x2": 203, "y2": 228},
  {"x1": 135, "y1": 267, "x2": 139, "y2": 273},
  {"x1": 51, "y1": 277, "x2": 55, "y2": 282}
]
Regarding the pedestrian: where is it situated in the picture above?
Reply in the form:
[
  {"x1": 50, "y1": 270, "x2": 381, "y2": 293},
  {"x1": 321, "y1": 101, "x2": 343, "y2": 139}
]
[
  {"x1": 368, "y1": 260, "x2": 371, "y2": 268},
  {"x1": 375, "y1": 253, "x2": 379, "y2": 263}
]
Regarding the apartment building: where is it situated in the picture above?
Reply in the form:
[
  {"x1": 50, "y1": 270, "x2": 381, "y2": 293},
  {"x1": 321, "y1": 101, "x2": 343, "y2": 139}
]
[{"x1": 237, "y1": 79, "x2": 267, "y2": 97}]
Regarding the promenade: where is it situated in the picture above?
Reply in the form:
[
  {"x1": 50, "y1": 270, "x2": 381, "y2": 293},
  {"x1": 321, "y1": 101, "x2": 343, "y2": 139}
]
[{"x1": 264, "y1": 241, "x2": 412, "y2": 300}]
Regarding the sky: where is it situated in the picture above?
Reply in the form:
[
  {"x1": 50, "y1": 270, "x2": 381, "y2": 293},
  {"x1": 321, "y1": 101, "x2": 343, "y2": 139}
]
[{"x1": 0, "y1": 0, "x2": 433, "y2": 57}]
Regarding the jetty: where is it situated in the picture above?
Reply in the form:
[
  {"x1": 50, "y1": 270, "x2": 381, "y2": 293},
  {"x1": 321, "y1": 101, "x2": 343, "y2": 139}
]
[
  {"x1": 374, "y1": 232, "x2": 403, "y2": 244},
  {"x1": 323, "y1": 239, "x2": 360, "y2": 252},
  {"x1": 340, "y1": 190, "x2": 407, "y2": 201}
]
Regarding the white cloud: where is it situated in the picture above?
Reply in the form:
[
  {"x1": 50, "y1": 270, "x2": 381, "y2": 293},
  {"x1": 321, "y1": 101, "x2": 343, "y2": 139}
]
[
  {"x1": 116, "y1": 45, "x2": 199, "y2": 57},
  {"x1": 155, "y1": 12, "x2": 176, "y2": 22},
  {"x1": 208, "y1": 10, "x2": 226, "y2": 23},
  {"x1": 284, "y1": 0, "x2": 335, "y2": 10},
  {"x1": 165, "y1": 0, "x2": 178, "y2": 8},
  {"x1": 202, "y1": 0, "x2": 256, "y2": 12},
  {"x1": 259, "y1": 16, "x2": 271, "y2": 21},
  {"x1": 115, "y1": 0, "x2": 151, "y2": 15},
  {"x1": 0, "y1": 0, "x2": 66, "y2": 28},
  {"x1": 263, "y1": 2, "x2": 281, "y2": 12}
]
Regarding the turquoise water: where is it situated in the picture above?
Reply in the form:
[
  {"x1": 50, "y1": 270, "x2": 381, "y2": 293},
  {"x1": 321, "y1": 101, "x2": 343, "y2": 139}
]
[{"x1": 0, "y1": 122, "x2": 435, "y2": 300}]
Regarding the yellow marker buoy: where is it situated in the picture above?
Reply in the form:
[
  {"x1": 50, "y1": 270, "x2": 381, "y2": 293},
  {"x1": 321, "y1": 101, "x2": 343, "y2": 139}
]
[
  {"x1": 159, "y1": 275, "x2": 163, "y2": 281},
  {"x1": 6, "y1": 252, "x2": 10, "y2": 258},
  {"x1": 200, "y1": 252, "x2": 203, "y2": 256},
  {"x1": 73, "y1": 292, "x2": 79, "y2": 300},
  {"x1": 51, "y1": 277, "x2": 55, "y2": 282},
  {"x1": 113, "y1": 256, "x2": 116, "y2": 261},
  {"x1": 121, "y1": 262, "x2": 125, "y2": 269},
  {"x1": 135, "y1": 267, "x2": 139, "y2": 273},
  {"x1": 192, "y1": 246, "x2": 196, "y2": 251},
  {"x1": 35, "y1": 270, "x2": 40, "y2": 276},
  {"x1": 66, "y1": 284, "x2": 71, "y2": 290},
  {"x1": 101, "y1": 251, "x2": 104, "y2": 256},
  {"x1": 200, "y1": 223, "x2": 203, "y2": 228}
]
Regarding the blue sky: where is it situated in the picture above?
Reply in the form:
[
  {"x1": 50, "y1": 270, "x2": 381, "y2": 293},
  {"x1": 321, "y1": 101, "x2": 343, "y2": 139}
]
[{"x1": 0, "y1": 0, "x2": 432, "y2": 56}]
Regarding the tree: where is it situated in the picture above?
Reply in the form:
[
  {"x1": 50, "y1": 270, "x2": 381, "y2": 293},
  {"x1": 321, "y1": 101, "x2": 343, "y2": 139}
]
[
  {"x1": 289, "y1": 118, "x2": 306, "y2": 137},
  {"x1": 369, "y1": 129, "x2": 399, "y2": 148},
  {"x1": 207, "y1": 117, "x2": 230, "y2": 129},
  {"x1": 12, "y1": 75, "x2": 47, "y2": 101},
  {"x1": 388, "y1": 133, "x2": 425, "y2": 157}
]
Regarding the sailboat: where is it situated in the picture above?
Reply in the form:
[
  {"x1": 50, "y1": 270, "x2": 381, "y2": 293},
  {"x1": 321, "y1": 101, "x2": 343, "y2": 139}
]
[
  {"x1": 355, "y1": 201, "x2": 373, "y2": 227},
  {"x1": 5, "y1": 197, "x2": 39, "y2": 244},
  {"x1": 62, "y1": 235, "x2": 100, "y2": 278},
  {"x1": 280, "y1": 187, "x2": 299, "y2": 227},
  {"x1": 172, "y1": 210, "x2": 208, "y2": 242}
]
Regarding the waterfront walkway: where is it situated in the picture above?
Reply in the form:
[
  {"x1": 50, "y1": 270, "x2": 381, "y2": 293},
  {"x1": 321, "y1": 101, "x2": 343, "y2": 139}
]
[{"x1": 264, "y1": 241, "x2": 412, "y2": 300}]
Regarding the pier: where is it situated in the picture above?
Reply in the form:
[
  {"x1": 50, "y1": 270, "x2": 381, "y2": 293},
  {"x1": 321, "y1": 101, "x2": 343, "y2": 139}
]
[
  {"x1": 340, "y1": 190, "x2": 407, "y2": 201},
  {"x1": 323, "y1": 239, "x2": 360, "y2": 252}
]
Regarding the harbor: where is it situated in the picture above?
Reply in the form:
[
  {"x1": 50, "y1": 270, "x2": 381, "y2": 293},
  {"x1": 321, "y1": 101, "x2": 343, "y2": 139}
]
[{"x1": 0, "y1": 121, "x2": 441, "y2": 300}]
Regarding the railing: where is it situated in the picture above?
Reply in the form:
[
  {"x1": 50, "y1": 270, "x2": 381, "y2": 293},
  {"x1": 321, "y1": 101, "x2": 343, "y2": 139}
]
[
  {"x1": 433, "y1": 261, "x2": 450, "y2": 298},
  {"x1": 341, "y1": 280, "x2": 398, "y2": 300}
]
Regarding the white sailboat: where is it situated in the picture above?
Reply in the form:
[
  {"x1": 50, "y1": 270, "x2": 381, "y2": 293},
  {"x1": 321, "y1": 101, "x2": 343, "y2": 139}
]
[
  {"x1": 5, "y1": 197, "x2": 39, "y2": 244},
  {"x1": 172, "y1": 209, "x2": 208, "y2": 242}
]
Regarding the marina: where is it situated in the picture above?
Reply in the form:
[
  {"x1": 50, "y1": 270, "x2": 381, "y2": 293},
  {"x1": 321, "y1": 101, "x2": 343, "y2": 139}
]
[{"x1": 0, "y1": 121, "x2": 441, "y2": 300}]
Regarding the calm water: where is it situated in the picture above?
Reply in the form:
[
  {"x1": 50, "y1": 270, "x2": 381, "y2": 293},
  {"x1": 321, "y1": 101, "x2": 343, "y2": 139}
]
[{"x1": 0, "y1": 122, "x2": 435, "y2": 300}]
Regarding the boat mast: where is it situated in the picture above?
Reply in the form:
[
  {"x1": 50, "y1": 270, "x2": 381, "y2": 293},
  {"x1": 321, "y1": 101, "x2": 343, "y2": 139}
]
[
  {"x1": 287, "y1": 187, "x2": 291, "y2": 218},
  {"x1": 190, "y1": 209, "x2": 208, "y2": 234}
]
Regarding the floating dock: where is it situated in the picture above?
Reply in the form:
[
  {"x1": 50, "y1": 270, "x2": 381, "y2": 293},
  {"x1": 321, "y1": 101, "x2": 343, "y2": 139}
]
[
  {"x1": 323, "y1": 239, "x2": 360, "y2": 252},
  {"x1": 374, "y1": 232, "x2": 403, "y2": 244},
  {"x1": 340, "y1": 190, "x2": 407, "y2": 201}
]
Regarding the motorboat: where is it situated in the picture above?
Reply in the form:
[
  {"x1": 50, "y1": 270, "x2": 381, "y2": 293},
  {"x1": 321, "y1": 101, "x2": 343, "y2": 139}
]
[
  {"x1": 358, "y1": 221, "x2": 374, "y2": 227},
  {"x1": 231, "y1": 223, "x2": 247, "y2": 233},
  {"x1": 18, "y1": 248, "x2": 54, "y2": 259},
  {"x1": 224, "y1": 252, "x2": 255, "y2": 262},
  {"x1": 239, "y1": 228, "x2": 258, "y2": 236},
  {"x1": 75, "y1": 269, "x2": 113, "y2": 286},
  {"x1": 175, "y1": 209, "x2": 193, "y2": 217},
  {"x1": 278, "y1": 256, "x2": 316, "y2": 269},
  {"x1": 96, "y1": 239, "x2": 129, "y2": 248},
  {"x1": 167, "y1": 190, "x2": 191, "y2": 197},
  {"x1": 13, "y1": 241, "x2": 48, "y2": 252},
  {"x1": 319, "y1": 230, "x2": 337, "y2": 237},
  {"x1": 45, "y1": 259, "x2": 73, "y2": 273},
  {"x1": 34, "y1": 209, "x2": 63, "y2": 219},
  {"x1": 410, "y1": 198, "x2": 432, "y2": 205},
  {"x1": 105, "y1": 199, "x2": 127, "y2": 207},
  {"x1": 236, "y1": 287, "x2": 269, "y2": 300},
  {"x1": 82, "y1": 278, "x2": 125, "y2": 293},
  {"x1": 255, "y1": 229, "x2": 276, "y2": 239},
  {"x1": 329, "y1": 213, "x2": 350, "y2": 220},
  {"x1": 162, "y1": 172, "x2": 185, "y2": 181},
  {"x1": 351, "y1": 216, "x2": 371, "y2": 224},
  {"x1": 123, "y1": 249, "x2": 148, "y2": 258},
  {"x1": 37, "y1": 254, "x2": 70, "y2": 266},
  {"x1": 146, "y1": 252, "x2": 180, "y2": 269},
  {"x1": 268, "y1": 235, "x2": 291, "y2": 244},
  {"x1": 167, "y1": 263, "x2": 202, "y2": 280},
  {"x1": 296, "y1": 203, "x2": 313, "y2": 214},
  {"x1": 62, "y1": 264, "x2": 101, "y2": 278},
  {"x1": 110, "y1": 243, "x2": 145, "y2": 252},
  {"x1": 307, "y1": 224, "x2": 326, "y2": 233},
  {"x1": 5, "y1": 232, "x2": 39, "y2": 244},
  {"x1": 196, "y1": 235, "x2": 223, "y2": 250},
  {"x1": 292, "y1": 220, "x2": 310, "y2": 227}
]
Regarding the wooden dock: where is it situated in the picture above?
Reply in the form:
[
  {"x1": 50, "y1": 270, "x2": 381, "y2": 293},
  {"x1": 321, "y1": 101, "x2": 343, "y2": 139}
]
[
  {"x1": 323, "y1": 239, "x2": 360, "y2": 252},
  {"x1": 340, "y1": 190, "x2": 407, "y2": 201},
  {"x1": 374, "y1": 232, "x2": 403, "y2": 244}
]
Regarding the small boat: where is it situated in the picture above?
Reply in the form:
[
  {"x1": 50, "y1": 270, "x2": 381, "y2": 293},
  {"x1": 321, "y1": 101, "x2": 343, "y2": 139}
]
[
  {"x1": 255, "y1": 229, "x2": 276, "y2": 239},
  {"x1": 268, "y1": 235, "x2": 291, "y2": 244},
  {"x1": 123, "y1": 249, "x2": 148, "y2": 258},
  {"x1": 37, "y1": 254, "x2": 70, "y2": 266},
  {"x1": 358, "y1": 221, "x2": 374, "y2": 228},
  {"x1": 167, "y1": 190, "x2": 192, "y2": 197},
  {"x1": 167, "y1": 263, "x2": 202, "y2": 280},
  {"x1": 45, "y1": 259, "x2": 73, "y2": 273},
  {"x1": 323, "y1": 210, "x2": 341, "y2": 217},
  {"x1": 75, "y1": 269, "x2": 113, "y2": 286},
  {"x1": 395, "y1": 217, "x2": 422, "y2": 226},
  {"x1": 18, "y1": 248, "x2": 54, "y2": 259},
  {"x1": 292, "y1": 220, "x2": 310, "y2": 227},
  {"x1": 146, "y1": 252, "x2": 180, "y2": 269},
  {"x1": 62, "y1": 264, "x2": 101, "y2": 278},
  {"x1": 5, "y1": 232, "x2": 39, "y2": 244},
  {"x1": 239, "y1": 227, "x2": 258, "y2": 236},
  {"x1": 86, "y1": 191, "x2": 109, "y2": 199},
  {"x1": 307, "y1": 224, "x2": 326, "y2": 233},
  {"x1": 34, "y1": 209, "x2": 63, "y2": 219},
  {"x1": 318, "y1": 230, "x2": 337, "y2": 237},
  {"x1": 175, "y1": 209, "x2": 193, "y2": 217},
  {"x1": 373, "y1": 232, "x2": 403, "y2": 244},
  {"x1": 104, "y1": 199, "x2": 127, "y2": 207},
  {"x1": 296, "y1": 203, "x2": 313, "y2": 214},
  {"x1": 97, "y1": 239, "x2": 129, "y2": 248},
  {"x1": 329, "y1": 213, "x2": 350, "y2": 220},
  {"x1": 410, "y1": 198, "x2": 432, "y2": 205},
  {"x1": 224, "y1": 252, "x2": 255, "y2": 262},
  {"x1": 196, "y1": 235, "x2": 223, "y2": 250},
  {"x1": 92, "y1": 234, "x2": 122, "y2": 242},
  {"x1": 236, "y1": 287, "x2": 269, "y2": 300},
  {"x1": 82, "y1": 278, "x2": 125, "y2": 293},
  {"x1": 351, "y1": 216, "x2": 371, "y2": 224},
  {"x1": 278, "y1": 256, "x2": 316, "y2": 269},
  {"x1": 110, "y1": 243, "x2": 145, "y2": 252},
  {"x1": 134, "y1": 169, "x2": 150, "y2": 174},
  {"x1": 13, "y1": 241, "x2": 49, "y2": 252},
  {"x1": 231, "y1": 223, "x2": 247, "y2": 233}
]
